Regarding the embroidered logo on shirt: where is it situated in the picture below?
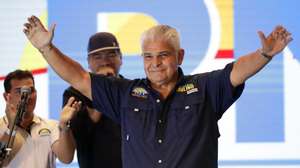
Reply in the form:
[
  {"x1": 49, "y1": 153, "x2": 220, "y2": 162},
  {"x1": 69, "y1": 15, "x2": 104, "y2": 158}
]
[
  {"x1": 38, "y1": 128, "x2": 51, "y2": 136},
  {"x1": 177, "y1": 83, "x2": 199, "y2": 94},
  {"x1": 131, "y1": 87, "x2": 148, "y2": 99}
]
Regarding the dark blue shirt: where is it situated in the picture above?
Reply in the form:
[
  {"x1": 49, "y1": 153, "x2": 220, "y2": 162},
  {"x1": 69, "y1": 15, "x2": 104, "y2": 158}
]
[{"x1": 91, "y1": 62, "x2": 244, "y2": 168}]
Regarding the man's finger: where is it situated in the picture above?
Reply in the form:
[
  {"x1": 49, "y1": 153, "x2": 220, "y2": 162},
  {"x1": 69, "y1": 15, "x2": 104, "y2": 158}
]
[
  {"x1": 32, "y1": 15, "x2": 45, "y2": 29},
  {"x1": 257, "y1": 31, "x2": 267, "y2": 45},
  {"x1": 72, "y1": 101, "x2": 82, "y2": 110},
  {"x1": 32, "y1": 16, "x2": 40, "y2": 24},
  {"x1": 23, "y1": 29, "x2": 29, "y2": 35},
  {"x1": 49, "y1": 23, "x2": 56, "y2": 38},
  {"x1": 28, "y1": 16, "x2": 35, "y2": 25},
  {"x1": 285, "y1": 35, "x2": 293, "y2": 44},
  {"x1": 73, "y1": 101, "x2": 82, "y2": 114},
  {"x1": 66, "y1": 97, "x2": 75, "y2": 106},
  {"x1": 24, "y1": 23, "x2": 32, "y2": 30},
  {"x1": 275, "y1": 25, "x2": 284, "y2": 31},
  {"x1": 71, "y1": 101, "x2": 78, "y2": 107},
  {"x1": 30, "y1": 16, "x2": 38, "y2": 27}
]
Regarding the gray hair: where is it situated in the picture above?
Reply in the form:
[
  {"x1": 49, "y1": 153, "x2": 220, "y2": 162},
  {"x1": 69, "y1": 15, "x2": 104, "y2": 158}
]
[{"x1": 141, "y1": 25, "x2": 181, "y2": 51}]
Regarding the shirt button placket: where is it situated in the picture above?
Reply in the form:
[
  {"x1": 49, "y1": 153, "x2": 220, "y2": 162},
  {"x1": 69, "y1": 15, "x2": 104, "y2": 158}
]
[
  {"x1": 158, "y1": 139, "x2": 163, "y2": 144},
  {"x1": 156, "y1": 98, "x2": 164, "y2": 167}
]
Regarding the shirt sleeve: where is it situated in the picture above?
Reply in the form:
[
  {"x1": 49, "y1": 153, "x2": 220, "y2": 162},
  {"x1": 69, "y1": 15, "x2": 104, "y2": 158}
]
[
  {"x1": 206, "y1": 62, "x2": 245, "y2": 119},
  {"x1": 90, "y1": 73, "x2": 130, "y2": 124},
  {"x1": 63, "y1": 87, "x2": 93, "y2": 108}
]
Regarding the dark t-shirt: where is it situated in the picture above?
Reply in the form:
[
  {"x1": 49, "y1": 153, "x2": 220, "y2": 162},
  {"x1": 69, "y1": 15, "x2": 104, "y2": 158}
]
[{"x1": 63, "y1": 87, "x2": 122, "y2": 168}]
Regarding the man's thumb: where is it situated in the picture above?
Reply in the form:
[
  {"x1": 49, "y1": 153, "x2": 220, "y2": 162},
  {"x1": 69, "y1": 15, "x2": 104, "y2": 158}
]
[
  {"x1": 49, "y1": 23, "x2": 56, "y2": 38},
  {"x1": 258, "y1": 31, "x2": 266, "y2": 44}
]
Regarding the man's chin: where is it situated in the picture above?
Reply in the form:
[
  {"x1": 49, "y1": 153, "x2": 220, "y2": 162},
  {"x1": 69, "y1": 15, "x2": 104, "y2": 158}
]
[{"x1": 149, "y1": 77, "x2": 168, "y2": 85}]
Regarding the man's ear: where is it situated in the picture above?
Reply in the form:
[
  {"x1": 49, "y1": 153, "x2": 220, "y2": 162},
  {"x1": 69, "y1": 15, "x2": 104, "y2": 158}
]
[
  {"x1": 3, "y1": 92, "x2": 8, "y2": 102},
  {"x1": 87, "y1": 57, "x2": 92, "y2": 70},
  {"x1": 119, "y1": 54, "x2": 123, "y2": 66},
  {"x1": 177, "y1": 49, "x2": 185, "y2": 65}
]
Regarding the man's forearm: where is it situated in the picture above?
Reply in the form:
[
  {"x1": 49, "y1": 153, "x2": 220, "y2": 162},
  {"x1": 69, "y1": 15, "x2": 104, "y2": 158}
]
[
  {"x1": 52, "y1": 127, "x2": 76, "y2": 164},
  {"x1": 40, "y1": 44, "x2": 92, "y2": 99},
  {"x1": 231, "y1": 50, "x2": 271, "y2": 87}
]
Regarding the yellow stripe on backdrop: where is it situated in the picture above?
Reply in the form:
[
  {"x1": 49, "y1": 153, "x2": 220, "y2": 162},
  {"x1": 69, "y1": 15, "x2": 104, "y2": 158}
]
[{"x1": 215, "y1": 0, "x2": 233, "y2": 50}]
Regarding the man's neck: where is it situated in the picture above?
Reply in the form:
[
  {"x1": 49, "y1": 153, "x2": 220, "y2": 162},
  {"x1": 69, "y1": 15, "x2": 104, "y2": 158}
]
[{"x1": 151, "y1": 73, "x2": 179, "y2": 100}]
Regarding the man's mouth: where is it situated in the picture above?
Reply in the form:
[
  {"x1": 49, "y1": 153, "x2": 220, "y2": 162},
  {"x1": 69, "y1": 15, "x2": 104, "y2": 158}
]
[{"x1": 150, "y1": 69, "x2": 165, "y2": 73}]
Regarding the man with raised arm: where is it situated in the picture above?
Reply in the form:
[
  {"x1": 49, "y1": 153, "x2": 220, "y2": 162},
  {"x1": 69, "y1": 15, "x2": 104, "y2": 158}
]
[{"x1": 23, "y1": 15, "x2": 292, "y2": 168}]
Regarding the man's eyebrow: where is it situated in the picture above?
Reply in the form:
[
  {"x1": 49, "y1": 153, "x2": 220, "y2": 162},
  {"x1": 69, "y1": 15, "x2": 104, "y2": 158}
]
[
  {"x1": 158, "y1": 51, "x2": 171, "y2": 55},
  {"x1": 142, "y1": 50, "x2": 169, "y2": 55},
  {"x1": 12, "y1": 87, "x2": 22, "y2": 93}
]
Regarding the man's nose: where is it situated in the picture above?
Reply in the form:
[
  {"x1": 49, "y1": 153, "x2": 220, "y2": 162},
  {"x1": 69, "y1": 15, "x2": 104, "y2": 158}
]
[
  {"x1": 152, "y1": 56, "x2": 162, "y2": 67},
  {"x1": 96, "y1": 56, "x2": 113, "y2": 64}
]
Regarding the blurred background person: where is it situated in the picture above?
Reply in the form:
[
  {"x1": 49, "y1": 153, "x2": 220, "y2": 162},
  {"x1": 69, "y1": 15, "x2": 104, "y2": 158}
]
[
  {"x1": 0, "y1": 69, "x2": 74, "y2": 167},
  {"x1": 62, "y1": 32, "x2": 123, "y2": 168}
]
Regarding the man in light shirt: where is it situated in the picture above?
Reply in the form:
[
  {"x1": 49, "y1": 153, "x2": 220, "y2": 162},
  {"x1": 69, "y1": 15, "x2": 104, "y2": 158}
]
[{"x1": 0, "y1": 69, "x2": 75, "y2": 168}]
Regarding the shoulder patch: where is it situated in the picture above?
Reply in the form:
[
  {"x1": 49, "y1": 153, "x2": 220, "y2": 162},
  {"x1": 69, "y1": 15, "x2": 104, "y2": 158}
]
[
  {"x1": 131, "y1": 87, "x2": 148, "y2": 99},
  {"x1": 38, "y1": 128, "x2": 51, "y2": 136}
]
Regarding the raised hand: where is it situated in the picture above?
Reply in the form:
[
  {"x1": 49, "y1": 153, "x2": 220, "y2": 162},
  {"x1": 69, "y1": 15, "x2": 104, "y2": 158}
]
[
  {"x1": 258, "y1": 25, "x2": 293, "y2": 57},
  {"x1": 60, "y1": 97, "x2": 81, "y2": 127},
  {"x1": 5, "y1": 93, "x2": 18, "y2": 128},
  {"x1": 23, "y1": 15, "x2": 56, "y2": 52}
]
